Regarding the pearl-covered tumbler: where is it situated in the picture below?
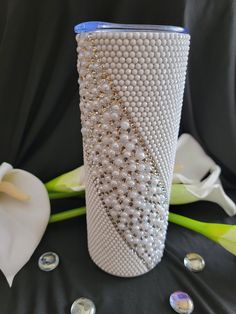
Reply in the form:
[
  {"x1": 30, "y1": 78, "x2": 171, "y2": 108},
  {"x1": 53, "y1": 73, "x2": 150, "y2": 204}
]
[{"x1": 75, "y1": 22, "x2": 190, "y2": 277}]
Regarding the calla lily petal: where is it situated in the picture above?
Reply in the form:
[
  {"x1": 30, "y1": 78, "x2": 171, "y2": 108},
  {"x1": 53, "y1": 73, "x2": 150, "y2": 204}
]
[
  {"x1": 0, "y1": 162, "x2": 50, "y2": 286},
  {"x1": 0, "y1": 181, "x2": 30, "y2": 201},
  {"x1": 173, "y1": 134, "x2": 236, "y2": 216},
  {"x1": 217, "y1": 227, "x2": 236, "y2": 255},
  {"x1": 170, "y1": 184, "x2": 198, "y2": 205},
  {"x1": 45, "y1": 165, "x2": 85, "y2": 193},
  {"x1": 168, "y1": 212, "x2": 236, "y2": 256}
]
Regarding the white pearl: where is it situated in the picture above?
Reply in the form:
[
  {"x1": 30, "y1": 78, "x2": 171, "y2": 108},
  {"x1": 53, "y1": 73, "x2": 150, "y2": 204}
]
[
  {"x1": 112, "y1": 104, "x2": 120, "y2": 111},
  {"x1": 127, "y1": 180, "x2": 135, "y2": 188},
  {"x1": 124, "y1": 150, "x2": 132, "y2": 159},
  {"x1": 137, "y1": 164, "x2": 146, "y2": 172},
  {"x1": 101, "y1": 83, "x2": 110, "y2": 93},
  {"x1": 134, "y1": 200, "x2": 142, "y2": 207},
  {"x1": 102, "y1": 159, "x2": 109, "y2": 167},
  {"x1": 120, "y1": 217, "x2": 128, "y2": 224},
  {"x1": 120, "y1": 120, "x2": 130, "y2": 130},
  {"x1": 108, "y1": 149, "x2": 116, "y2": 157},
  {"x1": 136, "y1": 174, "x2": 145, "y2": 182},
  {"x1": 101, "y1": 184, "x2": 109, "y2": 192},
  {"x1": 127, "y1": 208, "x2": 135, "y2": 216},
  {"x1": 123, "y1": 198, "x2": 130, "y2": 206},
  {"x1": 120, "y1": 170, "x2": 128, "y2": 178},
  {"x1": 118, "y1": 223, "x2": 126, "y2": 230},
  {"x1": 114, "y1": 204, "x2": 121, "y2": 212},
  {"x1": 159, "y1": 195, "x2": 166, "y2": 203},
  {"x1": 128, "y1": 163, "x2": 137, "y2": 172},
  {"x1": 125, "y1": 142, "x2": 135, "y2": 151},
  {"x1": 104, "y1": 197, "x2": 112, "y2": 206},
  {"x1": 151, "y1": 178, "x2": 160, "y2": 185},
  {"x1": 112, "y1": 142, "x2": 120, "y2": 151},
  {"x1": 117, "y1": 188, "x2": 124, "y2": 195},
  {"x1": 103, "y1": 136, "x2": 110, "y2": 144},
  {"x1": 137, "y1": 247, "x2": 145, "y2": 255},
  {"x1": 144, "y1": 174, "x2": 151, "y2": 182},
  {"x1": 133, "y1": 238, "x2": 140, "y2": 245},
  {"x1": 111, "y1": 180, "x2": 118, "y2": 188},
  {"x1": 107, "y1": 165, "x2": 113, "y2": 173},
  {"x1": 110, "y1": 210, "x2": 117, "y2": 218},
  {"x1": 112, "y1": 170, "x2": 119, "y2": 177},
  {"x1": 137, "y1": 184, "x2": 146, "y2": 192},
  {"x1": 111, "y1": 199, "x2": 118, "y2": 207},
  {"x1": 120, "y1": 134, "x2": 129, "y2": 144},
  {"x1": 125, "y1": 233, "x2": 133, "y2": 241},
  {"x1": 94, "y1": 143, "x2": 101, "y2": 151},
  {"x1": 131, "y1": 217, "x2": 138, "y2": 224},
  {"x1": 121, "y1": 211, "x2": 128, "y2": 218},
  {"x1": 102, "y1": 124, "x2": 109, "y2": 131},
  {"x1": 133, "y1": 210, "x2": 141, "y2": 217},
  {"x1": 114, "y1": 158, "x2": 123, "y2": 166},
  {"x1": 129, "y1": 191, "x2": 138, "y2": 199},
  {"x1": 111, "y1": 112, "x2": 119, "y2": 121},
  {"x1": 156, "y1": 187, "x2": 162, "y2": 194},
  {"x1": 136, "y1": 149, "x2": 145, "y2": 160},
  {"x1": 150, "y1": 186, "x2": 157, "y2": 194},
  {"x1": 132, "y1": 225, "x2": 140, "y2": 232}
]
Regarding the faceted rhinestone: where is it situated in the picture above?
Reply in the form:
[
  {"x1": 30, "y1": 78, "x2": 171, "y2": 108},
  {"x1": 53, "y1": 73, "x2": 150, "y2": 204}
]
[
  {"x1": 169, "y1": 291, "x2": 194, "y2": 314},
  {"x1": 184, "y1": 253, "x2": 205, "y2": 272},
  {"x1": 38, "y1": 252, "x2": 59, "y2": 272},
  {"x1": 71, "y1": 297, "x2": 96, "y2": 314}
]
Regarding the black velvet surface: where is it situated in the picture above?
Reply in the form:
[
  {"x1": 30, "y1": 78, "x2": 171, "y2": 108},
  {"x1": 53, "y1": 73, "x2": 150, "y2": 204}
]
[{"x1": 0, "y1": 0, "x2": 236, "y2": 313}]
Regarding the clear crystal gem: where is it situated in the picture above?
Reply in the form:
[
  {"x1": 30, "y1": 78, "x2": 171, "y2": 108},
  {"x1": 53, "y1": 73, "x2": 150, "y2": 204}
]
[
  {"x1": 71, "y1": 298, "x2": 96, "y2": 314},
  {"x1": 38, "y1": 252, "x2": 59, "y2": 272},
  {"x1": 169, "y1": 291, "x2": 194, "y2": 314},
  {"x1": 184, "y1": 253, "x2": 205, "y2": 272}
]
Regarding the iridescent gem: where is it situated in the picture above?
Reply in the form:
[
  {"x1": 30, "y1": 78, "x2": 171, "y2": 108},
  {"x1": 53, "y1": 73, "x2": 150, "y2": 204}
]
[
  {"x1": 169, "y1": 291, "x2": 194, "y2": 314},
  {"x1": 184, "y1": 253, "x2": 205, "y2": 272},
  {"x1": 38, "y1": 252, "x2": 59, "y2": 271},
  {"x1": 71, "y1": 297, "x2": 96, "y2": 314}
]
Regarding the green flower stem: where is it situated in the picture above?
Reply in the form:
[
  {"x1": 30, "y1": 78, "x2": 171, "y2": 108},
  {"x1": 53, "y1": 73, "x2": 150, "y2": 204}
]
[
  {"x1": 168, "y1": 212, "x2": 205, "y2": 235},
  {"x1": 169, "y1": 212, "x2": 231, "y2": 243},
  {"x1": 169, "y1": 212, "x2": 220, "y2": 243},
  {"x1": 49, "y1": 207, "x2": 86, "y2": 223},
  {"x1": 48, "y1": 191, "x2": 85, "y2": 200}
]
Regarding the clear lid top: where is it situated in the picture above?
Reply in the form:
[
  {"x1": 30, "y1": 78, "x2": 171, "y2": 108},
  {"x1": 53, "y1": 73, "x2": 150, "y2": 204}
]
[{"x1": 74, "y1": 21, "x2": 188, "y2": 34}]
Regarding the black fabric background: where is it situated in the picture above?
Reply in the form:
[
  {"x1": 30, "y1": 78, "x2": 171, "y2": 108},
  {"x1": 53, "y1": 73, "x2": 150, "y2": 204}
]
[{"x1": 0, "y1": 0, "x2": 236, "y2": 313}]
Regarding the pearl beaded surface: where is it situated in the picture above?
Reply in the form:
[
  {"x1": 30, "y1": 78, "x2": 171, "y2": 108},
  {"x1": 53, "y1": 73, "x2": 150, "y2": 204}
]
[{"x1": 76, "y1": 30, "x2": 190, "y2": 276}]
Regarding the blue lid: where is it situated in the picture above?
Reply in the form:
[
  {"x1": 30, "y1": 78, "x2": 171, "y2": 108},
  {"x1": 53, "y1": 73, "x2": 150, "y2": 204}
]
[{"x1": 74, "y1": 21, "x2": 188, "y2": 34}]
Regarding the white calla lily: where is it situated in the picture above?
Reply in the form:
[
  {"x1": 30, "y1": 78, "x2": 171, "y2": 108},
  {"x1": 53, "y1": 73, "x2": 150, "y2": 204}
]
[
  {"x1": 0, "y1": 162, "x2": 50, "y2": 286},
  {"x1": 173, "y1": 134, "x2": 236, "y2": 216}
]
